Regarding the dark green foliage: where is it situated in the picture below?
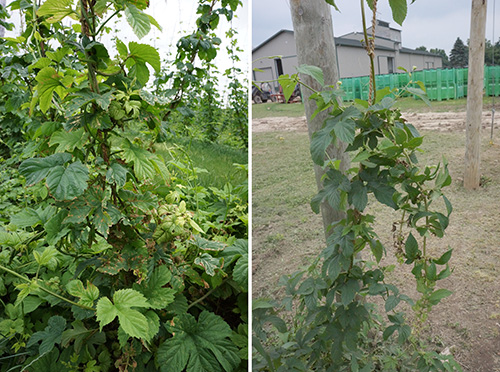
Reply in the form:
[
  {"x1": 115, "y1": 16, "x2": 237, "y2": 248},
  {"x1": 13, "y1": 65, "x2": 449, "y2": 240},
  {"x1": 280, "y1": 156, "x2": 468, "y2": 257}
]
[
  {"x1": 253, "y1": 69, "x2": 460, "y2": 371},
  {"x1": 429, "y1": 48, "x2": 452, "y2": 68},
  {"x1": 449, "y1": 37, "x2": 468, "y2": 68},
  {"x1": 0, "y1": 0, "x2": 247, "y2": 371}
]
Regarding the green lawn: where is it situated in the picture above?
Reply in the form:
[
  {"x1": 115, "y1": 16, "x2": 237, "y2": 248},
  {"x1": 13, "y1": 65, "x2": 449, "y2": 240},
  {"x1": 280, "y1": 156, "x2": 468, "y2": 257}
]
[
  {"x1": 252, "y1": 126, "x2": 500, "y2": 371},
  {"x1": 252, "y1": 96, "x2": 499, "y2": 119},
  {"x1": 156, "y1": 139, "x2": 248, "y2": 189}
]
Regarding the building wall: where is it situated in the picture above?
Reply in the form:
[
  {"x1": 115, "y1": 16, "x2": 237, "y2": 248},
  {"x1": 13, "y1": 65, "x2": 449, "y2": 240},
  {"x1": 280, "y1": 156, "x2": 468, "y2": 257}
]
[
  {"x1": 253, "y1": 30, "x2": 443, "y2": 89},
  {"x1": 253, "y1": 32, "x2": 297, "y2": 88},
  {"x1": 398, "y1": 53, "x2": 443, "y2": 71}
]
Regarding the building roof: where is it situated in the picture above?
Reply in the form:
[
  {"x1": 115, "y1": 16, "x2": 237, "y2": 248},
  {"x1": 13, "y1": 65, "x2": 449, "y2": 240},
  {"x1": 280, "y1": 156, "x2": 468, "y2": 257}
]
[
  {"x1": 253, "y1": 29, "x2": 441, "y2": 58},
  {"x1": 252, "y1": 29, "x2": 293, "y2": 54}
]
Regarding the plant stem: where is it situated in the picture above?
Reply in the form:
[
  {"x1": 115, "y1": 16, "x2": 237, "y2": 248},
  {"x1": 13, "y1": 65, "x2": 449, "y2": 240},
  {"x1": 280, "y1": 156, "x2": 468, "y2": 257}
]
[
  {"x1": 187, "y1": 278, "x2": 229, "y2": 310},
  {"x1": 360, "y1": 0, "x2": 377, "y2": 105},
  {"x1": 0, "y1": 264, "x2": 95, "y2": 311}
]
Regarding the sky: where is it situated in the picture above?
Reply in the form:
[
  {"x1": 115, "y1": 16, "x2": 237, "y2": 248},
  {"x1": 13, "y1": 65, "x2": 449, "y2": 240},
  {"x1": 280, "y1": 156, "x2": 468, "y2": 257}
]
[
  {"x1": 252, "y1": 0, "x2": 500, "y2": 56},
  {"x1": 5, "y1": 0, "x2": 249, "y2": 87}
]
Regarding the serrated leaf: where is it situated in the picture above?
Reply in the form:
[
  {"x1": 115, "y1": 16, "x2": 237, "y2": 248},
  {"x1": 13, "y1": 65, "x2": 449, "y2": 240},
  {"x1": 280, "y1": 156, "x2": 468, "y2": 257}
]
[
  {"x1": 194, "y1": 253, "x2": 223, "y2": 276},
  {"x1": 385, "y1": 295, "x2": 400, "y2": 312},
  {"x1": 66, "y1": 280, "x2": 99, "y2": 308},
  {"x1": 26, "y1": 316, "x2": 66, "y2": 355},
  {"x1": 135, "y1": 266, "x2": 176, "y2": 310},
  {"x1": 297, "y1": 64, "x2": 324, "y2": 86},
  {"x1": 117, "y1": 307, "x2": 149, "y2": 339},
  {"x1": 349, "y1": 180, "x2": 368, "y2": 211},
  {"x1": 49, "y1": 128, "x2": 89, "y2": 153},
  {"x1": 96, "y1": 289, "x2": 150, "y2": 339},
  {"x1": 124, "y1": 4, "x2": 151, "y2": 39},
  {"x1": 129, "y1": 42, "x2": 160, "y2": 72},
  {"x1": 46, "y1": 160, "x2": 89, "y2": 200},
  {"x1": 106, "y1": 162, "x2": 128, "y2": 187},
  {"x1": 324, "y1": 0, "x2": 340, "y2": 11},
  {"x1": 310, "y1": 125, "x2": 334, "y2": 166},
  {"x1": 434, "y1": 249, "x2": 453, "y2": 265},
  {"x1": 37, "y1": 0, "x2": 76, "y2": 23},
  {"x1": 144, "y1": 310, "x2": 160, "y2": 342},
  {"x1": 340, "y1": 279, "x2": 360, "y2": 306},
  {"x1": 193, "y1": 236, "x2": 226, "y2": 252},
  {"x1": 405, "y1": 233, "x2": 418, "y2": 263},
  {"x1": 129, "y1": 61, "x2": 150, "y2": 86},
  {"x1": 147, "y1": 14, "x2": 162, "y2": 31},
  {"x1": 116, "y1": 38, "x2": 128, "y2": 58},
  {"x1": 113, "y1": 288, "x2": 150, "y2": 308},
  {"x1": 233, "y1": 254, "x2": 248, "y2": 291},
  {"x1": 333, "y1": 118, "x2": 356, "y2": 144},
  {"x1": 368, "y1": 181, "x2": 397, "y2": 209},
  {"x1": 389, "y1": 0, "x2": 408, "y2": 26},
  {"x1": 11, "y1": 208, "x2": 43, "y2": 228},
  {"x1": 158, "y1": 311, "x2": 240, "y2": 372},
  {"x1": 45, "y1": 209, "x2": 70, "y2": 245},
  {"x1": 398, "y1": 324, "x2": 412, "y2": 343},
  {"x1": 61, "y1": 321, "x2": 105, "y2": 353},
  {"x1": 33, "y1": 246, "x2": 58, "y2": 267},
  {"x1": 19, "y1": 153, "x2": 71, "y2": 186},
  {"x1": 121, "y1": 139, "x2": 155, "y2": 180},
  {"x1": 34, "y1": 67, "x2": 63, "y2": 113},
  {"x1": 96, "y1": 297, "x2": 117, "y2": 329},
  {"x1": 406, "y1": 86, "x2": 431, "y2": 106},
  {"x1": 370, "y1": 239, "x2": 384, "y2": 263},
  {"x1": 278, "y1": 74, "x2": 297, "y2": 102}
]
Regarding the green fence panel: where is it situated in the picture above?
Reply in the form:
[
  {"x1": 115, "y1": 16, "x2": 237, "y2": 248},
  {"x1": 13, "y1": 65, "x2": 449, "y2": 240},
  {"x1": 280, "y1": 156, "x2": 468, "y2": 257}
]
[
  {"x1": 423, "y1": 69, "x2": 439, "y2": 101},
  {"x1": 339, "y1": 66, "x2": 500, "y2": 102},
  {"x1": 341, "y1": 78, "x2": 356, "y2": 102},
  {"x1": 455, "y1": 69, "x2": 466, "y2": 98},
  {"x1": 485, "y1": 66, "x2": 500, "y2": 96},
  {"x1": 359, "y1": 76, "x2": 370, "y2": 101},
  {"x1": 443, "y1": 69, "x2": 457, "y2": 100}
]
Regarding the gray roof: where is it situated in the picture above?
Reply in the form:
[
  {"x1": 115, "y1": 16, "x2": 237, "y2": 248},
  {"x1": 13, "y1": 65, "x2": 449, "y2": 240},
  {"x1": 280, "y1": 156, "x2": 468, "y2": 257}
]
[{"x1": 253, "y1": 29, "x2": 442, "y2": 58}]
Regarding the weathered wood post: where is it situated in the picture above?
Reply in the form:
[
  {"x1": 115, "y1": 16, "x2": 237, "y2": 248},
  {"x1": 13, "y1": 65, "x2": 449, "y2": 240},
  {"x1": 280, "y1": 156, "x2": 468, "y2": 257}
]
[
  {"x1": 289, "y1": 0, "x2": 350, "y2": 239},
  {"x1": 465, "y1": 0, "x2": 487, "y2": 190}
]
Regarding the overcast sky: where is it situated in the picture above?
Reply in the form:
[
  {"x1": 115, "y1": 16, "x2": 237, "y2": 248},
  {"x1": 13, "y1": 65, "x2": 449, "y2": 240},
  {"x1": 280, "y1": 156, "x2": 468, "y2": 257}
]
[{"x1": 252, "y1": 0, "x2": 500, "y2": 56}]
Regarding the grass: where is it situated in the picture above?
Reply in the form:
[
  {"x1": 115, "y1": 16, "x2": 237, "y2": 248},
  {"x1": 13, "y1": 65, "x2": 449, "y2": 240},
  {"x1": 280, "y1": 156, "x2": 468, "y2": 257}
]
[
  {"x1": 252, "y1": 126, "x2": 500, "y2": 371},
  {"x1": 156, "y1": 138, "x2": 248, "y2": 189},
  {"x1": 252, "y1": 102, "x2": 306, "y2": 119},
  {"x1": 252, "y1": 96, "x2": 500, "y2": 119}
]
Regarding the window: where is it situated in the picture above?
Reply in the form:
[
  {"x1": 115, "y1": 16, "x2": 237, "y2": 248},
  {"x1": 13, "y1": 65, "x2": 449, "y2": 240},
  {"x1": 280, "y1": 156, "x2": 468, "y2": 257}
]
[
  {"x1": 387, "y1": 57, "x2": 394, "y2": 74},
  {"x1": 275, "y1": 58, "x2": 284, "y2": 77}
]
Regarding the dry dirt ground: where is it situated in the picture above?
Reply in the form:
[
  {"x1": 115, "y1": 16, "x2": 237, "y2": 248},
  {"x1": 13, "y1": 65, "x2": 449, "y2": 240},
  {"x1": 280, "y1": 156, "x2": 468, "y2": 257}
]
[
  {"x1": 252, "y1": 110, "x2": 500, "y2": 371},
  {"x1": 252, "y1": 111, "x2": 500, "y2": 133}
]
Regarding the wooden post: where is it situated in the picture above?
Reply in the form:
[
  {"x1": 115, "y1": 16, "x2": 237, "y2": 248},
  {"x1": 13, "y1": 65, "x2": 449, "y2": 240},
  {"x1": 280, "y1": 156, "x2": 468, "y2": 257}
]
[
  {"x1": 290, "y1": 0, "x2": 350, "y2": 239},
  {"x1": 465, "y1": 0, "x2": 487, "y2": 190}
]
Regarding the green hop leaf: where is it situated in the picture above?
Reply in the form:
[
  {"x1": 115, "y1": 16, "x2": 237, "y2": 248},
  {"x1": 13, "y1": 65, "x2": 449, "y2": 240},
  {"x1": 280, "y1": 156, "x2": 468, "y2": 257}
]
[
  {"x1": 157, "y1": 311, "x2": 240, "y2": 372},
  {"x1": 96, "y1": 289, "x2": 150, "y2": 339}
]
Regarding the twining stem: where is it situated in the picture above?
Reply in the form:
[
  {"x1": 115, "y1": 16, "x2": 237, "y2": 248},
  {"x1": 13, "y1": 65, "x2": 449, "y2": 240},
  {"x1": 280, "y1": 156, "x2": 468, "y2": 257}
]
[
  {"x1": 0, "y1": 264, "x2": 95, "y2": 312},
  {"x1": 360, "y1": 0, "x2": 377, "y2": 105}
]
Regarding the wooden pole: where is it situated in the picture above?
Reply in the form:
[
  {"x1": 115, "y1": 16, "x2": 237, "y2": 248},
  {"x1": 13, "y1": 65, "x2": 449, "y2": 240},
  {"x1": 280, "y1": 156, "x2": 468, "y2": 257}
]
[
  {"x1": 465, "y1": 0, "x2": 487, "y2": 190},
  {"x1": 290, "y1": 0, "x2": 350, "y2": 240}
]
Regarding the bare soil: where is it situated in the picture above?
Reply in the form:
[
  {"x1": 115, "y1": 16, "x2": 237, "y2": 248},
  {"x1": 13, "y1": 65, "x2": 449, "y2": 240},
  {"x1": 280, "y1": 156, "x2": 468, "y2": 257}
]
[
  {"x1": 252, "y1": 110, "x2": 500, "y2": 371},
  {"x1": 252, "y1": 110, "x2": 500, "y2": 133}
]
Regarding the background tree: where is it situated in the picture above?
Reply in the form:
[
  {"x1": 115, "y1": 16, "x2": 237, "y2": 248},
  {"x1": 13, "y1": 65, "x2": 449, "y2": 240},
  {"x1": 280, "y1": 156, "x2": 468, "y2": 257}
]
[
  {"x1": 450, "y1": 37, "x2": 469, "y2": 67},
  {"x1": 484, "y1": 38, "x2": 500, "y2": 65},
  {"x1": 416, "y1": 45, "x2": 427, "y2": 51},
  {"x1": 430, "y1": 48, "x2": 452, "y2": 68}
]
